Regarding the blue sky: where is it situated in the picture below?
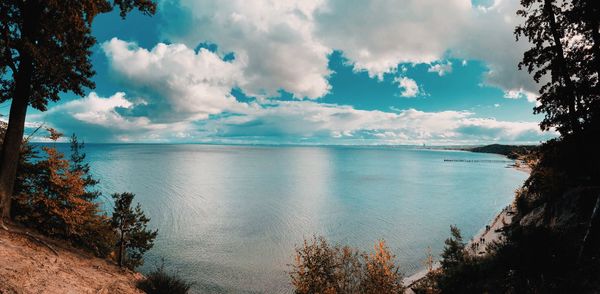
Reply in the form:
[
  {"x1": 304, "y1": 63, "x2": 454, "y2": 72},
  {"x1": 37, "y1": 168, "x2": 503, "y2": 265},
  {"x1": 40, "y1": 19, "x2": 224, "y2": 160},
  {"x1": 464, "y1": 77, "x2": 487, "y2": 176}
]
[{"x1": 11, "y1": 0, "x2": 556, "y2": 144}]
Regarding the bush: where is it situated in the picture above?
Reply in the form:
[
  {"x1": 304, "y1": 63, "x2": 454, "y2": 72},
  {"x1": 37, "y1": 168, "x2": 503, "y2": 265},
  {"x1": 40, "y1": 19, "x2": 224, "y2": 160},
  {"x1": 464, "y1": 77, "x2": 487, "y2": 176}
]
[
  {"x1": 137, "y1": 263, "x2": 192, "y2": 294},
  {"x1": 289, "y1": 236, "x2": 404, "y2": 294}
]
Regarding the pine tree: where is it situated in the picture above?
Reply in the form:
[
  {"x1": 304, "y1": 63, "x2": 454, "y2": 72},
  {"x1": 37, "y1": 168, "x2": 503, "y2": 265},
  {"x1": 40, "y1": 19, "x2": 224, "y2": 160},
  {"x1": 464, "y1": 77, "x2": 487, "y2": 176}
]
[
  {"x1": 112, "y1": 192, "x2": 158, "y2": 269},
  {"x1": 440, "y1": 225, "x2": 466, "y2": 271},
  {"x1": 69, "y1": 134, "x2": 100, "y2": 201}
]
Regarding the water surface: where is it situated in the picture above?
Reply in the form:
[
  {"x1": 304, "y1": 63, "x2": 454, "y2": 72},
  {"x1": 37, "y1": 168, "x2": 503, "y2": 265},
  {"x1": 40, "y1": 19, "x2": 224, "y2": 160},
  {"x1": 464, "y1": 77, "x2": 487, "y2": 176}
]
[{"x1": 69, "y1": 144, "x2": 525, "y2": 293}]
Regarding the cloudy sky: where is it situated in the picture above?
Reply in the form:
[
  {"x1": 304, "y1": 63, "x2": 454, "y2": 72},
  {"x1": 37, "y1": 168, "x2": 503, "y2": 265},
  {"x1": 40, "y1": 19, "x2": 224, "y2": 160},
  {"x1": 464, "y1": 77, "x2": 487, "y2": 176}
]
[{"x1": 8, "y1": 0, "x2": 557, "y2": 144}]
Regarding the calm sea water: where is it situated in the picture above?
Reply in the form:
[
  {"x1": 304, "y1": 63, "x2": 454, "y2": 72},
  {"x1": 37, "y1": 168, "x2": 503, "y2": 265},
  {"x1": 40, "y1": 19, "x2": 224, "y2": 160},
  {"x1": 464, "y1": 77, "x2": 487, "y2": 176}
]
[{"x1": 57, "y1": 144, "x2": 526, "y2": 293}]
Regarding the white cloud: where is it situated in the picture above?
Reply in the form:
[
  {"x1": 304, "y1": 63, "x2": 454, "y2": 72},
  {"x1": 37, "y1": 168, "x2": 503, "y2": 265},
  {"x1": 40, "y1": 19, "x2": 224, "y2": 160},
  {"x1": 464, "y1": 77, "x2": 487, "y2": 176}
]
[
  {"x1": 428, "y1": 61, "x2": 453, "y2": 76},
  {"x1": 34, "y1": 92, "x2": 554, "y2": 144},
  {"x1": 160, "y1": 0, "x2": 331, "y2": 99},
  {"x1": 31, "y1": 1, "x2": 553, "y2": 143},
  {"x1": 315, "y1": 0, "x2": 470, "y2": 79},
  {"x1": 394, "y1": 77, "x2": 421, "y2": 97},
  {"x1": 29, "y1": 92, "x2": 191, "y2": 142},
  {"x1": 157, "y1": 0, "x2": 540, "y2": 101},
  {"x1": 102, "y1": 38, "x2": 248, "y2": 122},
  {"x1": 503, "y1": 88, "x2": 537, "y2": 102},
  {"x1": 206, "y1": 101, "x2": 553, "y2": 144}
]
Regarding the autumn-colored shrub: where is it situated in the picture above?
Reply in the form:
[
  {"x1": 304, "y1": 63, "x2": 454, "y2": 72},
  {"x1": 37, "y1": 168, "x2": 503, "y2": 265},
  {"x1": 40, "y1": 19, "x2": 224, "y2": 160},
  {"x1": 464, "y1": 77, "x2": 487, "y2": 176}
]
[
  {"x1": 13, "y1": 148, "x2": 115, "y2": 256},
  {"x1": 360, "y1": 241, "x2": 404, "y2": 293},
  {"x1": 290, "y1": 236, "x2": 404, "y2": 294},
  {"x1": 11, "y1": 130, "x2": 157, "y2": 266}
]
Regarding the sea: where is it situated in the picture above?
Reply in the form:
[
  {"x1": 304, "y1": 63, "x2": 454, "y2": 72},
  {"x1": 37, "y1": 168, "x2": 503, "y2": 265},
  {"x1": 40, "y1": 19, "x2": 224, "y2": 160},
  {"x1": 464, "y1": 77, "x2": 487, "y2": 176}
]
[{"x1": 49, "y1": 144, "x2": 527, "y2": 293}]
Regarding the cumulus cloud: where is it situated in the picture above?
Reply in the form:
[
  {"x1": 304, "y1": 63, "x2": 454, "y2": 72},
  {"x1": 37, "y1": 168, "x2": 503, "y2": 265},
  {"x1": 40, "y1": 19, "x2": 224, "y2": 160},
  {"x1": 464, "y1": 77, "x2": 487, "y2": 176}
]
[
  {"x1": 199, "y1": 101, "x2": 553, "y2": 144},
  {"x1": 33, "y1": 92, "x2": 553, "y2": 144},
  {"x1": 159, "y1": 0, "x2": 331, "y2": 99},
  {"x1": 102, "y1": 38, "x2": 249, "y2": 122},
  {"x1": 29, "y1": 92, "x2": 191, "y2": 142},
  {"x1": 315, "y1": 0, "x2": 470, "y2": 78},
  {"x1": 394, "y1": 77, "x2": 422, "y2": 97},
  {"x1": 27, "y1": 1, "x2": 555, "y2": 144},
  {"x1": 156, "y1": 0, "x2": 540, "y2": 102}
]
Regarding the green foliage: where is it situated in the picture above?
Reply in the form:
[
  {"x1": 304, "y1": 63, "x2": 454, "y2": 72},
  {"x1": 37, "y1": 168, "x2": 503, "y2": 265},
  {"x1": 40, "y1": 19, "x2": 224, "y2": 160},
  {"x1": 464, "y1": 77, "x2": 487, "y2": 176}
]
[
  {"x1": 469, "y1": 144, "x2": 536, "y2": 159},
  {"x1": 289, "y1": 236, "x2": 404, "y2": 294},
  {"x1": 410, "y1": 273, "x2": 440, "y2": 294},
  {"x1": 435, "y1": 226, "x2": 483, "y2": 293},
  {"x1": 112, "y1": 192, "x2": 158, "y2": 269},
  {"x1": 440, "y1": 226, "x2": 465, "y2": 271},
  {"x1": 137, "y1": 262, "x2": 192, "y2": 294},
  {"x1": 515, "y1": 0, "x2": 600, "y2": 137},
  {"x1": 69, "y1": 134, "x2": 100, "y2": 201}
]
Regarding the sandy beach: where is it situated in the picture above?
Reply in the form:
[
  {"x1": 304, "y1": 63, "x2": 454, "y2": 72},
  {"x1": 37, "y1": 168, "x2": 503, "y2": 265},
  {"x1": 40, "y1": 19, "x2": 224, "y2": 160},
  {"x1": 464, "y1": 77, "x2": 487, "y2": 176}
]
[
  {"x1": 402, "y1": 206, "x2": 514, "y2": 288},
  {"x1": 403, "y1": 159, "x2": 528, "y2": 290}
]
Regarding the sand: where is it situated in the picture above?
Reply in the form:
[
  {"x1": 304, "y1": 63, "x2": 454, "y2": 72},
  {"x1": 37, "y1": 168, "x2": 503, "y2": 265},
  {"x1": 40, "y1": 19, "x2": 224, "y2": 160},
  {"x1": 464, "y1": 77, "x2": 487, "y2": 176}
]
[{"x1": 0, "y1": 224, "x2": 143, "y2": 294}]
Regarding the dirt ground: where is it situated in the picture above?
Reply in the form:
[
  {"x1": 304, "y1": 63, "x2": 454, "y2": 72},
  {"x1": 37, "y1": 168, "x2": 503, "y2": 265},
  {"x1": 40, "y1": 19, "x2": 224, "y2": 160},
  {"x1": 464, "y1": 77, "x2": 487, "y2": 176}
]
[{"x1": 0, "y1": 223, "x2": 143, "y2": 294}]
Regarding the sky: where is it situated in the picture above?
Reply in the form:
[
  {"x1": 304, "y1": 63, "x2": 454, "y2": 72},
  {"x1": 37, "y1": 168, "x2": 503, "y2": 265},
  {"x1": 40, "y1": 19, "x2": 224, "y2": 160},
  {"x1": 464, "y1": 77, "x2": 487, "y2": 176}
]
[{"x1": 6, "y1": 0, "x2": 558, "y2": 145}]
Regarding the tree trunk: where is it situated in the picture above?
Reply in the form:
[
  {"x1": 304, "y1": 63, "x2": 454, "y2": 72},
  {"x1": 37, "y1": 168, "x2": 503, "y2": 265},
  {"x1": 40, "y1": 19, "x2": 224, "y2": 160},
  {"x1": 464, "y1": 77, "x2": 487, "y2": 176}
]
[
  {"x1": 544, "y1": 0, "x2": 581, "y2": 134},
  {"x1": 0, "y1": 0, "x2": 40, "y2": 222},
  {"x1": 0, "y1": 59, "x2": 33, "y2": 220},
  {"x1": 118, "y1": 231, "x2": 125, "y2": 267}
]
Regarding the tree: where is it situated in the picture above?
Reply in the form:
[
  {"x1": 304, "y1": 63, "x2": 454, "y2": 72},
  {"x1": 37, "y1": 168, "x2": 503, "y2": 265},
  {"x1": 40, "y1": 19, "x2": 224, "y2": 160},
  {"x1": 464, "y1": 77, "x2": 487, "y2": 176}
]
[
  {"x1": 360, "y1": 240, "x2": 404, "y2": 294},
  {"x1": 515, "y1": 0, "x2": 600, "y2": 137},
  {"x1": 0, "y1": 0, "x2": 156, "y2": 221},
  {"x1": 568, "y1": 0, "x2": 600, "y2": 133},
  {"x1": 70, "y1": 134, "x2": 100, "y2": 201},
  {"x1": 11, "y1": 129, "x2": 115, "y2": 256},
  {"x1": 112, "y1": 192, "x2": 157, "y2": 269},
  {"x1": 516, "y1": 0, "x2": 580, "y2": 136},
  {"x1": 440, "y1": 225, "x2": 466, "y2": 271}
]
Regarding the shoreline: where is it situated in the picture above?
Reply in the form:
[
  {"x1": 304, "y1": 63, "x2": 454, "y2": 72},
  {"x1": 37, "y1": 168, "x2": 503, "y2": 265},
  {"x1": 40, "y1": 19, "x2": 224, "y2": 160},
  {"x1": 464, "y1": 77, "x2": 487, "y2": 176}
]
[
  {"x1": 403, "y1": 157, "x2": 529, "y2": 289},
  {"x1": 403, "y1": 204, "x2": 514, "y2": 287},
  {"x1": 403, "y1": 205, "x2": 515, "y2": 288}
]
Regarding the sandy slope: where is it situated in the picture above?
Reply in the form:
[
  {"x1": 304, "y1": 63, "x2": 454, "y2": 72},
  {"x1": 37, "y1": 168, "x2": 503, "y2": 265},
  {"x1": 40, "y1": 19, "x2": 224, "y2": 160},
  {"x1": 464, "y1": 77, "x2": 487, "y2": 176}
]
[{"x1": 0, "y1": 224, "x2": 143, "y2": 294}]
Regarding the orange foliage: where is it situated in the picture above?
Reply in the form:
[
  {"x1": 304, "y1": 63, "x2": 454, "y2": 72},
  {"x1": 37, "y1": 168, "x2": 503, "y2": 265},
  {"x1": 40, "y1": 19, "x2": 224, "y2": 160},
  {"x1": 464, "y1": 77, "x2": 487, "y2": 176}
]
[
  {"x1": 290, "y1": 236, "x2": 404, "y2": 294},
  {"x1": 12, "y1": 133, "x2": 115, "y2": 256}
]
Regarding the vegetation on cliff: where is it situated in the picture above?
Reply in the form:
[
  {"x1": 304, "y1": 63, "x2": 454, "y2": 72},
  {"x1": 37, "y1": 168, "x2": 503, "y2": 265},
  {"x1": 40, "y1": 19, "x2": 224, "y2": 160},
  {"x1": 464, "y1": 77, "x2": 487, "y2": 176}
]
[
  {"x1": 8, "y1": 130, "x2": 158, "y2": 269},
  {"x1": 468, "y1": 144, "x2": 537, "y2": 160},
  {"x1": 411, "y1": 0, "x2": 600, "y2": 292}
]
